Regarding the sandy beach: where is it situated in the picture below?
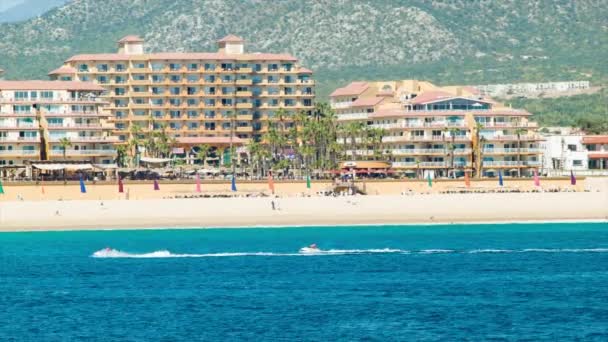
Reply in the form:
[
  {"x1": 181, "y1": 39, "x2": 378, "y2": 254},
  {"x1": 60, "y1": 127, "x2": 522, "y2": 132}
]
[{"x1": 1, "y1": 192, "x2": 606, "y2": 232}]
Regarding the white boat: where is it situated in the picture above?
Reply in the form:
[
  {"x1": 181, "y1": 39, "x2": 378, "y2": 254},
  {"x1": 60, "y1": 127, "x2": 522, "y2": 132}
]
[{"x1": 299, "y1": 244, "x2": 321, "y2": 254}]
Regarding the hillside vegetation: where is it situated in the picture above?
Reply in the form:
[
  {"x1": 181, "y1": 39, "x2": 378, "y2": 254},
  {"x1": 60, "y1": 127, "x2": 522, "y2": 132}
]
[{"x1": 0, "y1": 0, "x2": 606, "y2": 101}]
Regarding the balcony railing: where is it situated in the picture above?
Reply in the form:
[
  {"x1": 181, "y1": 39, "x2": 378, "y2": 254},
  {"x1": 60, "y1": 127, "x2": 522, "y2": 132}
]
[
  {"x1": 0, "y1": 150, "x2": 39, "y2": 156},
  {"x1": 0, "y1": 137, "x2": 39, "y2": 142},
  {"x1": 49, "y1": 149, "x2": 117, "y2": 156},
  {"x1": 483, "y1": 148, "x2": 542, "y2": 153}
]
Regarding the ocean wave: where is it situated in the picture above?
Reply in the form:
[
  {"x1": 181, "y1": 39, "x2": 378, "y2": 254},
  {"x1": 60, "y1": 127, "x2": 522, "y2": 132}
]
[
  {"x1": 419, "y1": 249, "x2": 455, "y2": 254},
  {"x1": 467, "y1": 249, "x2": 514, "y2": 254},
  {"x1": 92, "y1": 247, "x2": 608, "y2": 258}
]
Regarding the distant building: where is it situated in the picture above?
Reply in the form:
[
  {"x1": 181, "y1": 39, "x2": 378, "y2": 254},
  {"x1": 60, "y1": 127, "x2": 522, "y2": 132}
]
[
  {"x1": 330, "y1": 80, "x2": 543, "y2": 178},
  {"x1": 0, "y1": 81, "x2": 116, "y2": 177},
  {"x1": 474, "y1": 81, "x2": 590, "y2": 98},
  {"x1": 49, "y1": 34, "x2": 315, "y2": 159},
  {"x1": 540, "y1": 128, "x2": 608, "y2": 176}
]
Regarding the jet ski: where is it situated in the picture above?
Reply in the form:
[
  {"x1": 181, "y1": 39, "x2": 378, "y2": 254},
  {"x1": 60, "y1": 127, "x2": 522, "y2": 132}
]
[{"x1": 299, "y1": 243, "x2": 321, "y2": 254}]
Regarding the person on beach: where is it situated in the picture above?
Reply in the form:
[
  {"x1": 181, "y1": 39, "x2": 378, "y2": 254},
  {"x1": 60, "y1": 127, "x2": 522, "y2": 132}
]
[{"x1": 271, "y1": 200, "x2": 276, "y2": 211}]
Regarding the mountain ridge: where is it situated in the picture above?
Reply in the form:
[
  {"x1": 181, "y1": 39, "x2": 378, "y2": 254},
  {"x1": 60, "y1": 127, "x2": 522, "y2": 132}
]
[{"x1": 0, "y1": 0, "x2": 606, "y2": 98}]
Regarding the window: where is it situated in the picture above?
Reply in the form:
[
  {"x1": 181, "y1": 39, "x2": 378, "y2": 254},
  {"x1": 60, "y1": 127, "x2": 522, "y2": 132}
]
[
  {"x1": 151, "y1": 63, "x2": 164, "y2": 71},
  {"x1": 204, "y1": 63, "x2": 216, "y2": 71},
  {"x1": 41, "y1": 91, "x2": 53, "y2": 99},
  {"x1": 115, "y1": 64, "x2": 126, "y2": 71},
  {"x1": 169, "y1": 63, "x2": 181, "y2": 71},
  {"x1": 97, "y1": 64, "x2": 108, "y2": 72},
  {"x1": 567, "y1": 144, "x2": 577, "y2": 152},
  {"x1": 572, "y1": 160, "x2": 583, "y2": 166},
  {"x1": 15, "y1": 91, "x2": 28, "y2": 99},
  {"x1": 133, "y1": 62, "x2": 146, "y2": 69},
  {"x1": 79, "y1": 64, "x2": 89, "y2": 72},
  {"x1": 188, "y1": 63, "x2": 198, "y2": 71},
  {"x1": 152, "y1": 75, "x2": 164, "y2": 83}
]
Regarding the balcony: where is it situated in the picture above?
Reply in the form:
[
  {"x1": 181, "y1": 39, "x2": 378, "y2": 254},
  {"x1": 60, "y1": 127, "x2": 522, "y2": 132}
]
[
  {"x1": 236, "y1": 102, "x2": 253, "y2": 109},
  {"x1": 49, "y1": 136, "x2": 119, "y2": 143},
  {"x1": 237, "y1": 114, "x2": 253, "y2": 121},
  {"x1": 236, "y1": 126, "x2": 253, "y2": 133},
  {"x1": 237, "y1": 67, "x2": 253, "y2": 73},
  {"x1": 0, "y1": 137, "x2": 39, "y2": 143},
  {"x1": 0, "y1": 123, "x2": 38, "y2": 130},
  {"x1": 484, "y1": 135, "x2": 543, "y2": 141},
  {"x1": 236, "y1": 79, "x2": 253, "y2": 85},
  {"x1": 0, "y1": 149, "x2": 39, "y2": 156},
  {"x1": 49, "y1": 149, "x2": 117, "y2": 156},
  {"x1": 47, "y1": 123, "x2": 103, "y2": 130},
  {"x1": 391, "y1": 162, "x2": 417, "y2": 168},
  {"x1": 337, "y1": 113, "x2": 369, "y2": 121},
  {"x1": 483, "y1": 148, "x2": 542, "y2": 154},
  {"x1": 236, "y1": 91, "x2": 253, "y2": 96}
]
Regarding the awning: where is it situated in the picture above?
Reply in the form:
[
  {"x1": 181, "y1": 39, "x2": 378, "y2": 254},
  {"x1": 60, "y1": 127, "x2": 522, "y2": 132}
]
[
  {"x1": 32, "y1": 163, "x2": 93, "y2": 170},
  {"x1": 140, "y1": 157, "x2": 172, "y2": 163},
  {"x1": 94, "y1": 163, "x2": 118, "y2": 170},
  {"x1": 172, "y1": 148, "x2": 185, "y2": 154}
]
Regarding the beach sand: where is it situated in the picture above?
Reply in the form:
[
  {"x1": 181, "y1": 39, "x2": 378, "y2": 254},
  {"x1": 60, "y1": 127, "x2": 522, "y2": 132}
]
[{"x1": 1, "y1": 192, "x2": 606, "y2": 232}]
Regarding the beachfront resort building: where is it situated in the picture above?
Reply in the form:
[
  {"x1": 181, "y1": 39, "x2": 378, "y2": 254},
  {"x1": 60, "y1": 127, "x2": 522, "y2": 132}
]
[
  {"x1": 541, "y1": 129, "x2": 608, "y2": 176},
  {"x1": 330, "y1": 80, "x2": 543, "y2": 178},
  {"x1": 0, "y1": 80, "x2": 116, "y2": 177},
  {"x1": 48, "y1": 34, "x2": 315, "y2": 159}
]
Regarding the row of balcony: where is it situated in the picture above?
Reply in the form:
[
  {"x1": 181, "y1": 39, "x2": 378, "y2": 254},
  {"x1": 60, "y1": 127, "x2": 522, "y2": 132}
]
[
  {"x1": 380, "y1": 135, "x2": 542, "y2": 143},
  {"x1": 0, "y1": 98, "x2": 104, "y2": 104},
  {"x1": 97, "y1": 79, "x2": 314, "y2": 86},
  {"x1": 82, "y1": 66, "x2": 303, "y2": 74},
  {"x1": 119, "y1": 90, "x2": 315, "y2": 97},
  {"x1": 390, "y1": 160, "x2": 542, "y2": 168},
  {"x1": 370, "y1": 122, "x2": 466, "y2": 129}
]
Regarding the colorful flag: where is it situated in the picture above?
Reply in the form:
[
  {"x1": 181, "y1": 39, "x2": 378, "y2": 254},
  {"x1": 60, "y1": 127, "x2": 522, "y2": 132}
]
[
  {"x1": 79, "y1": 175, "x2": 87, "y2": 193},
  {"x1": 153, "y1": 179, "x2": 160, "y2": 191},
  {"x1": 498, "y1": 170, "x2": 504, "y2": 186},
  {"x1": 231, "y1": 174, "x2": 237, "y2": 192},
  {"x1": 464, "y1": 172, "x2": 471, "y2": 188},
  {"x1": 268, "y1": 171, "x2": 275, "y2": 194},
  {"x1": 533, "y1": 169, "x2": 540, "y2": 186},
  {"x1": 306, "y1": 174, "x2": 311, "y2": 189},
  {"x1": 0, "y1": 178, "x2": 4, "y2": 195},
  {"x1": 195, "y1": 173, "x2": 201, "y2": 193},
  {"x1": 427, "y1": 173, "x2": 432, "y2": 187},
  {"x1": 118, "y1": 177, "x2": 124, "y2": 193},
  {"x1": 570, "y1": 170, "x2": 576, "y2": 185}
]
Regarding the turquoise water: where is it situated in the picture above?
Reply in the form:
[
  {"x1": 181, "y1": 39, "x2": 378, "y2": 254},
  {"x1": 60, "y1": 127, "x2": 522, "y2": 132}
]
[{"x1": 1, "y1": 223, "x2": 608, "y2": 341}]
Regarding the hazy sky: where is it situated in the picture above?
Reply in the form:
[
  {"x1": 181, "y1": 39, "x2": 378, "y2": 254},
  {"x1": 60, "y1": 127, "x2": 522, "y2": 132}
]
[{"x1": 0, "y1": 0, "x2": 25, "y2": 12}]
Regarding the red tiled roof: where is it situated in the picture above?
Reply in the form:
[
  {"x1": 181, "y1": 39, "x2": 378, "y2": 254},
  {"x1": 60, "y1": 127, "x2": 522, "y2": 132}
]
[
  {"x1": 582, "y1": 136, "x2": 608, "y2": 144},
  {"x1": 0, "y1": 80, "x2": 105, "y2": 91},
  {"x1": 588, "y1": 153, "x2": 608, "y2": 159},
  {"x1": 66, "y1": 52, "x2": 297, "y2": 62},
  {"x1": 118, "y1": 35, "x2": 144, "y2": 43},
  {"x1": 177, "y1": 137, "x2": 246, "y2": 145},
  {"x1": 297, "y1": 67, "x2": 313, "y2": 73},
  {"x1": 217, "y1": 34, "x2": 244, "y2": 43},
  {"x1": 330, "y1": 82, "x2": 369, "y2": 97},
  {"x1": 48, "y1": 65, "x2": 77, "y2": 75},
  {"x1": 351, "y1": 97, "x2": 384, "y2": 107}
]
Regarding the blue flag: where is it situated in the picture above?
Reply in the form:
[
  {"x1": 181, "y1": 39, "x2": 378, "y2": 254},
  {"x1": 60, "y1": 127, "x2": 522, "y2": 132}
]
[
  {"x1": 498, "y1": 170, "x2": 503, "y2": 187},
  {"x1": 231, "y1": 175, "x2": 237, "y2": 192},
  {"x1": 79, "y1": 175, "x2": 87, "y2": 193}
]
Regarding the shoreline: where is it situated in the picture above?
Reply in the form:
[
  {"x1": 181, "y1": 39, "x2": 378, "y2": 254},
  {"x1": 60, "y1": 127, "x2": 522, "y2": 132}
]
[
  {"x1": 2, "y1": 218, "x2": 607, "y2": 234},
  {"x1": 1, "y1": 192, "x2": 606, "y2": 232}
]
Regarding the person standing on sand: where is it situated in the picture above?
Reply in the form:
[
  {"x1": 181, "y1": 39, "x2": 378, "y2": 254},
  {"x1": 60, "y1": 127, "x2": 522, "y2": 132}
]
[{"x1": 271, "y1": 200, "x2": 276, "y2": 211}]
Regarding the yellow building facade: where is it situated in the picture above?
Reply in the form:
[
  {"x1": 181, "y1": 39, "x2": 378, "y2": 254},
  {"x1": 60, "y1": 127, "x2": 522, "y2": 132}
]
[
  {"x1": 331, "y1": 80, "x2": 543, "y2": 178},
  {"x1": 49, "y1": 34, "x2": 315, "y2": 156}
]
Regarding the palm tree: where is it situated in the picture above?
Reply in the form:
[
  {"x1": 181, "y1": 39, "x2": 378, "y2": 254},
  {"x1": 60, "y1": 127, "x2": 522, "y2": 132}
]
[
  {"x1": 472, "y1": 122, "x2": 485, "y2": 178},
  {"x1": 448, "y1": 127, "x2": 461, "y2": 178},
  {"x1": 196, "y1": 144, "x2": 211, "y2": 168},
  {"x1": 115, "y1": 145, "x2": 127, "y2": 167},
  {"x1": 58, "y1": 137, "x2": 71, "y2": 159},
  {"x1": 128, "y1": 124, "x2": 143, "y2": 166},
  {"x1": 515, "y1": 128, "x2": 526, "y2": 177},
  {"x1": 344, "y1": 122, "x2": 363, "y2": 160}
]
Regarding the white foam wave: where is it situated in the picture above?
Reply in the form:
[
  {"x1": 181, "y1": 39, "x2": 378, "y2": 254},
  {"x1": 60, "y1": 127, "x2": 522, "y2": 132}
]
[
  {"x1": 419, "y1": 249, "x2": 455, "y2": 254},
  {"x1": 92, "y1": 247, "x2": 608, "y2": 259},
  {"x1": 468, "y1": 249, "x2": 514, "y2": 254}
]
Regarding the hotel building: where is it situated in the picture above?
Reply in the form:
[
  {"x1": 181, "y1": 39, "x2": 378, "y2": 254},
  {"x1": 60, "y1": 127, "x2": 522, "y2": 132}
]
[
  {"x1": 330, "y1": 80, "x2": 543, "y2": 178},
  {"x1": 541, "y1": 129, "x2": 608, "y2": 176},
  {"x1": 0, "y1": 81, "x2": 116, "y2": 176},
  {"x1": 48, "y1": 34, "x2": 315, "y2": 156}
]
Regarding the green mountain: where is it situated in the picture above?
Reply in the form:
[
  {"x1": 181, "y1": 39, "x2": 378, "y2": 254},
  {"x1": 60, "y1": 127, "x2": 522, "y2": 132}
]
[
  {"x1": 0, "y1": 0, "x2": 606, "y2": 99},
  {"x1": 0, "y1": 0, "x2": 68, "y2": 23}
]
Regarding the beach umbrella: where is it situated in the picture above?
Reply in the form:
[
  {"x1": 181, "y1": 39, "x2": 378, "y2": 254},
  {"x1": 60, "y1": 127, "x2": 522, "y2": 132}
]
[
  {"x1": 0, "y1": 178, "x2": 4, "y2": 195},
  {"x1": 118, "y1": 177, "x2": 124, "y2": 193},
  {"x1": 427, "y1": 173, "x2": 432, "y2": 187},
  {"x1": 231, "y1": 174, "x2": 237, "y2": 192},
  {"x1": 195, "y1": 173, "x2": 201, "y2": 193},
  {"x1": 533, "y1": 169, "x2": 540, "y2": 186},
  {"x1": 570, "y1": 170, "x2": 576, "y2": 185},
  {"x1": 498, "y1": 170, "x2": 504, "y2": 186},
  {"x1": 79, "y1": 175, "x2": 87, "y2": 193},
  {"x1": 306, "y1": 174, "x2": 311, "y2": 189},
  {"x1": 268, "y1": 171, "x2": 275, "y2": 194},
  {"x1": 464, "y1": 172, "x2": 471, "y2": 188},
  {"x1": 153, "y1": 179, "x2": 160, "y2": 191}
]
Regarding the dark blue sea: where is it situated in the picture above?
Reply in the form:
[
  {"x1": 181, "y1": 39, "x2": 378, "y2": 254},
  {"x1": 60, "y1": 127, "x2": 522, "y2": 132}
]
[{"x1": 1, "y1": 223, "x2": 608, "y2": 341}]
